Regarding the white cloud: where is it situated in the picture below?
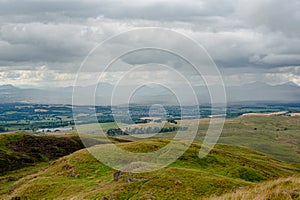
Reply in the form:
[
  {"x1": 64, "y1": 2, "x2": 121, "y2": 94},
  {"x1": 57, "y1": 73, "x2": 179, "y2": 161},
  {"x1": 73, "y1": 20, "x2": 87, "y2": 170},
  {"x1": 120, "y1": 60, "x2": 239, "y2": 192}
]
[{"x1": 0, "y1": 65, "x2": 75, "y2": 87}]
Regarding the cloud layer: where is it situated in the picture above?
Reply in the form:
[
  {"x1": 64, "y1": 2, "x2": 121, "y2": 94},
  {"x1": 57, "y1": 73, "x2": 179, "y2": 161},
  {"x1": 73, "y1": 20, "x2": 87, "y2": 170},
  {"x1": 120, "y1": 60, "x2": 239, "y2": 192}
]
[{"x1": 0, "y1": 0, "x2": 300, "y2": 87}]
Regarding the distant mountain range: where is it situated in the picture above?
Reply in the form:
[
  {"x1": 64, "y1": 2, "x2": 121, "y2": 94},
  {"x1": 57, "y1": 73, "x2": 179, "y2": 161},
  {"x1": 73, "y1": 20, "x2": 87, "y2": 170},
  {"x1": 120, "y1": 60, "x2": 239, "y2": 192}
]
[
  {"x1": 222, "y1": 81, "x2": 300, "y2": 103},
  {"x1": 0, "y1": 82, "x2": 299, "y2": 105}
]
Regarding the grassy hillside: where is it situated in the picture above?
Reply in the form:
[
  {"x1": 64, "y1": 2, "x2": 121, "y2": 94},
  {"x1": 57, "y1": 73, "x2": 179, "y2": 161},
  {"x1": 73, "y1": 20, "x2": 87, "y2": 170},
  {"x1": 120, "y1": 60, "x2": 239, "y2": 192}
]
[
  {"x1": 211, "y1": 176, "x2": 300, "y2": 200},
  {"x1": 0, "y1": 133, "x2": 103, "y2": 174},
  {"x1": 216, "y1": 116, "x2": 300, "y2": 163},
  {"x1": 162, "y1": 116, "x2": 300, "y2": 163},
  {"x1": 0, "y1": 162, "x2": 50, "y2": 196},
  {"x1": 3, "y1": 139, "x2": 299, "y2": 200},
  {"x1": 113, "y1": 116, "x2": 300, "y2": 163}
]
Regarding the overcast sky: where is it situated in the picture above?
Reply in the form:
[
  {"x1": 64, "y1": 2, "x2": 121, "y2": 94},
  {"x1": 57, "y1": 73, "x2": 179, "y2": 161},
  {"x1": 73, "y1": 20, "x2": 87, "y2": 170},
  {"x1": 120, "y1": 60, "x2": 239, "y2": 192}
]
[{"x1": 0, "y1": 0, "x2": 300, "y2": 88}]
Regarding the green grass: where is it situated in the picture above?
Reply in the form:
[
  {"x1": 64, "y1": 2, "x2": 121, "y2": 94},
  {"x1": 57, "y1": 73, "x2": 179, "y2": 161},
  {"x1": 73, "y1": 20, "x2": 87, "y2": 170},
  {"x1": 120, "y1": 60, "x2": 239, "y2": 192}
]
[
  {"x1": 194, "y1": 116, "x2": 300, "y2": 163},
  {"x1": 2, "y1": 139, "x2": 299, "y2": 200},
  {"x1": 0, "y1": 133, "x2": 86, "y2": 174},
  {"x1": 107, "y1": 116, "x2": 300, "y2": 163},
  {"x1": 76, "y1": 122, "x2": 127, "y2": 133},
  {"x1": 0, "y1": 162, "x2": 49, "y2": 196}
]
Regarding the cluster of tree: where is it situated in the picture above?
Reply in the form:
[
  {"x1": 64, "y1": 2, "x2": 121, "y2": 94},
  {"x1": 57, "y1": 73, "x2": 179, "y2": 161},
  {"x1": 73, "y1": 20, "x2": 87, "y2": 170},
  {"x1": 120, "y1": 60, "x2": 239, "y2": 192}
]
[
  {"x1": 0, "y1": 126, "x2": 7, "y2": 132},
  {"x1": 126, "y1": 126, "x2": 188, "y2": 134},
  {"x1": 167, "y1": 118, "x2": 178, "y2": 124},
  {"x1": 107, "y1": 128, "x2": 128, "y2": 136},
  {"x1": 106, "y1": 126, "x2": 188, "y2": 136},
  {"x1": 96, "y1": 116, "x2": 152, "y2": 124},
  {"x1": 134, "y1": 119, "x2": 152, "y2": 124}
]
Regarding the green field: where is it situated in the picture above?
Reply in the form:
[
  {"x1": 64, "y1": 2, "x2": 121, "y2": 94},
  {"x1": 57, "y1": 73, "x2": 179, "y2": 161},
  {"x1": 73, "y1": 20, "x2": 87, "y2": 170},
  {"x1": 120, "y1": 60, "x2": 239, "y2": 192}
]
[
  {"x1": 206, "y1": 116, "x2": 300, "y2": 163},
  {"x1": 76, "y1": 122, "x2": 127, "y2": 132}
]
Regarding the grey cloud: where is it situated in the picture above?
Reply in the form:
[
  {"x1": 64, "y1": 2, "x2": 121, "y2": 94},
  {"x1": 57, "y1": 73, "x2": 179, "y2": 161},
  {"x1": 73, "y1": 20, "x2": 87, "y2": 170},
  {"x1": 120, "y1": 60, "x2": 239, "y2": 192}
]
[
  {"x1": 0, "y1": 0, "x2": 236, "y2": 22},
  {"x1": 0, "y1": 0, "x2": 299, "y2": 87},
  {"x1": 0, "y1": 23, "x2": 93, "y2": 55},
  {"x1": 120, "y1": 50, "x2": 189, "y2": 69},
  {"x1": 192, "y1": 28, "x2": 300, "y2": 69},
  {"x1": 259, "y1": 54, "x2": 300, "y2": 66},
  {"x1": 238, "y1": 0, "x2": 300, "y2": 37}
]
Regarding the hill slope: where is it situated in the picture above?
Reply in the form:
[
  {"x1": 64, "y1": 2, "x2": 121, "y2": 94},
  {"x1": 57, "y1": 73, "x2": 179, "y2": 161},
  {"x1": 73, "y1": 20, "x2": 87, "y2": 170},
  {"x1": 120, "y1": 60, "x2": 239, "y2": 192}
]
[
  {"x1": 3, "y1": 139, "x2": 299, "y2": 199},
  {"x1": 195, "y1": 116, "x2": 300, "y2": 163},
  {"x1": 0, "y1": 133, "x2": 106, "y2": 174},
  {"x1": 211, "y1": 176, "x2": 300, "y2": 200}
]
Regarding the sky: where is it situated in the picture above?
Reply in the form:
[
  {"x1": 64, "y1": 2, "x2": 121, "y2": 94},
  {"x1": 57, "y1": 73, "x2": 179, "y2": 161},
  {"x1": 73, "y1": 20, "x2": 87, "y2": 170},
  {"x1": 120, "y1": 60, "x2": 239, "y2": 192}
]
[{"x1": 0, "y1": 0, "x2": 300, "y2": 88}]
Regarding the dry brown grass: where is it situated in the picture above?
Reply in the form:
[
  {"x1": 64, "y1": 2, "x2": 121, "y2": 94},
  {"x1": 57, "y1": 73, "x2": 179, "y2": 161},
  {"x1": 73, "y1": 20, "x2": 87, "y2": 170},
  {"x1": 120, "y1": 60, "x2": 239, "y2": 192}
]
[{"x1": 211, "y1": 176, "x2": 300, "y2": 200}]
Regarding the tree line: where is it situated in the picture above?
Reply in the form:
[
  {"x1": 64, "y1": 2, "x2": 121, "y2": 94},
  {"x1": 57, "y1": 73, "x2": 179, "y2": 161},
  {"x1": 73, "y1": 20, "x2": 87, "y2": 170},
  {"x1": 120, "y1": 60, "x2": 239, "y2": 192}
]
[{"x1": 106, "y1": 126, "x2": 188, "y2": 136}]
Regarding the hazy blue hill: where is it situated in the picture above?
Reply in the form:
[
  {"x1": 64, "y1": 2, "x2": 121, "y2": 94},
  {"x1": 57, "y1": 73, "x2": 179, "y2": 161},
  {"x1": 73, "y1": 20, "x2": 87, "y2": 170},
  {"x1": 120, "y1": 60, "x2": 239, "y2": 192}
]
[
  {"x1": 0, "y1": 84, "x2": 19, "y2": 90},
  {"x1": 0, "y1": 82, "x2": 300, "y2": 104}
]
